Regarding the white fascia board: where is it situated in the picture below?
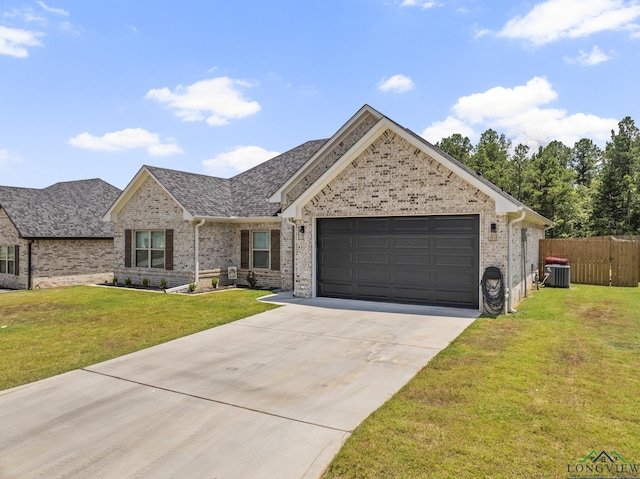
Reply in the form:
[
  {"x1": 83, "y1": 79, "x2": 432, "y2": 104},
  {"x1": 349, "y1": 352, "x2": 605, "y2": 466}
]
[
  {"x1": 281, "y1": 118, "x2": 393, "y2": 218},
  {"x1": 401, "y1": 134, "x2": 519, "y2": 214},
  {"x1": 191, "y1": 216, "x2": 281, "y2": 223},
  {"x1": 269, "y1": 105, "x2": 384, "y2": 204}
]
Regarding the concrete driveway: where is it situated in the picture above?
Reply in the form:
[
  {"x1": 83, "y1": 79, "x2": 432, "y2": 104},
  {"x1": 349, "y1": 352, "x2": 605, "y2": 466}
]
[{"x1": 0, "y1": 293, "x2": 477, "y2": 479}]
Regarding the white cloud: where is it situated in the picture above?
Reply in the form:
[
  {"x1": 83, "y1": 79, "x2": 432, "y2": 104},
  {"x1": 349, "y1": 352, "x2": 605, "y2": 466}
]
[
  {"x1": 4, "y1": 6, "x2": 46, "y2": 23},
  {"x1": 421, "y1": 76, "x2": 618, "y2": 148},
  {"x1": 202, "y1": 146, "x2": 280, "y2": 176},
  {"x1": 0, "y1": 25, "x2": 43, "y2": 57},
  {"x1": 495, "y1": 0, "x2": 640, "y2": 45},
  {"x1": 36, "y1": 1, "x2": 69, "y2": 16},
  {"x1": 452, "y1": 77, "x2": 558, "y2": 123},
  {"x1": 400, "y1": 0, "x2": 439, "y2": 8},
  {"x1": 421, "y1": 117, "x2": 479, "y2": 143},
  {"x1": 564, "y1": 45, "x2": 612, "y2": 65},
  {"x1": 146, "y1": 77, "x2": 261, "y2": 126},
  {"x1": 378, "y1": 74, "x2": 415, "y2": 93},
  {"x1": 68, "y1": 128, "x2": 183, "y2": 156},
  {"x1": 0, "y1": 149, "x2": 22, "y2": 168}
]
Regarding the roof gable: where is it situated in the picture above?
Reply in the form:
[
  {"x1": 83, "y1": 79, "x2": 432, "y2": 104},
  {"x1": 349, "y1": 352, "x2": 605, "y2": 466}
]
[
  {"x1": 0, "y1": 179, "x2": 121, "y2": 238},
  {"x1": 277, "y1": 106, "x2": 551, "y2": 226},
  {"x1": 105, "y1": 140, "x2": 326, "y2": 221}
]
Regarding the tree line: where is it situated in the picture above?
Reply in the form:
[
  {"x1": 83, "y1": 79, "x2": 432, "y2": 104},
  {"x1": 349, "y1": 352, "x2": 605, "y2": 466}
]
[{"x1": 435, "y1": 117, "x2": 640, "y2": 238}]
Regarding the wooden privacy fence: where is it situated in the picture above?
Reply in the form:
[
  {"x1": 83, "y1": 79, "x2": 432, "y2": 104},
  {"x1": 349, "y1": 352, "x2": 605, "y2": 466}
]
[{"x1": 539, "y1": 236, "x2": 639, "y2": 287}]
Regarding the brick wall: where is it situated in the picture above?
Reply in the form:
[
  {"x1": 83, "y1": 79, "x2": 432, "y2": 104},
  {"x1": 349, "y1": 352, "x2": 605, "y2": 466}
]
[
  {"x1": 113, "y1": 176, "x2": 195, "y2": 288},
  {"x1": 286, "y1": 112, "x2": 378, "y2": 204},
  {"x1": 112, "y1": 176, "x2": 292, "y2": 291},
  {"x1": 292, "y1": 128, "x2": 540, "y2": 311},
  {"x1": 31, "y1": 239, "x2": 113, "y2": 288},
  {"x1": 0, "y1": 208, "x2": 114, "y2": 290},
  {"x1": 200, "y1": 221, "x2": 282, "y2": 288},
  {"x1": 0, "y1": 208, "x2": 27, "y2": 289}
]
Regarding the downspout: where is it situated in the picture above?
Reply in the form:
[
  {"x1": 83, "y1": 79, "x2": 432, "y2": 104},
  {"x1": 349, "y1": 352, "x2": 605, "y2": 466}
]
[
  {"x1": 285, "y1": 217, "x2": 296, "y2": 295},
  {"x1": 507, "y1": 210, "x2": 526, "y2": 313},
  {"x1": 194, "y1": 218, "x2": 205, "y2": 283},
  {"x1": 28, "y1": 240, "x2": 34, "y2": 290}
]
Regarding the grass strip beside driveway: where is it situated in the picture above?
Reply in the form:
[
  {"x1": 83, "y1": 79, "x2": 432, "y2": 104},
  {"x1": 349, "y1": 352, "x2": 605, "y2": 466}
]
[
  {"x1": 0, "y1": 286, "x2": 277, "y2": 391},
  {"x1": 323, "y1": 284, "x2": 640, "y2": 479}
]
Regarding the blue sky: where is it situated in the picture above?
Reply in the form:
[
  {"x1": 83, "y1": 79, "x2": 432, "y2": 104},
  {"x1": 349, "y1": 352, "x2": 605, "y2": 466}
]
[{"x1": 1, "y1": 0, "x2": 639, "y2": 189}]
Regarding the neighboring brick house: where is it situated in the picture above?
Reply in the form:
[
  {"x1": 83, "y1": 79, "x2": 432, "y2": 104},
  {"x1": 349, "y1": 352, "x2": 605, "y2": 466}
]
[
  {"x1": 105, "y1": 105, "x2": 551, "y2": 312},
  {"x1": 0, "y1": 179, "x2": 121, "y2": 289}
]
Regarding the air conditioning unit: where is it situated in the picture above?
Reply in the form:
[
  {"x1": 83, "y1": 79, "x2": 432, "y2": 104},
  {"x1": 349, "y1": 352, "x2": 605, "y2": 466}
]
[{"x1": 545, "y1": 264, "x2": 570, "y2": 288}]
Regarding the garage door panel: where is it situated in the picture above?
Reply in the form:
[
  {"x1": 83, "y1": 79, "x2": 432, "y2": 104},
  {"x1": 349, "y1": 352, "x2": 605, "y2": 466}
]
[
  {"x1": 356, "y1": 267, "x2": 391, "y2": 281},
  {"x1": 394, "y1": 253, "x2": 430, "y2": 266},
  {"x1": 391, "y1": 217, "x2": 430, "y2": 232},
  {"x1": 356, "y1": 284, "x2": 391, "y2": 298},
  {"x1": 393, "y1": 287, "x2": 430, "y2": 302},
  {"x1": 322, "y1": 237, "x2": 353, "y2": 250},
  {"x1": 320, "y1": 266, "x2": 353, "y2": 282},
  {"x1": 434, "y1": 254, "x2": 477, "y2": 268},
  {"x1": 356, "y1": 236, "x2": 389, "y2": 248},
  {"x1": 320, "y1": 218, "x2": 356, "y2": 233},
  {"x1": 357, "y1": 218, "x2": 390, "y2": 233},
  {"x1": 318, "y1": 282, "x2": 353, "y2": 296},
  {"x1": 321, "y1": 251, "x2": 353, "y2": 264},
  {"x1": 434, "y1": 288, "x2": 477, "y2": 307},
  {"x1": 357, "y1": 252, "x2": 390, "y2": 265},
  {"x1": 393, "y1": 236, "x2": 429, "y2": 248},
  {"x1": 432, "y1": 216, "x2": 478, "y2": 233},
  {"x1": 392, "y1": 269, "x2": 430, "y2": 283},
  {"x1": 317, "y1": 215, "x2": 479, "y2": 309},
  {"x1": 434, "y1": 236, "x2": 476, "y2": 250}
]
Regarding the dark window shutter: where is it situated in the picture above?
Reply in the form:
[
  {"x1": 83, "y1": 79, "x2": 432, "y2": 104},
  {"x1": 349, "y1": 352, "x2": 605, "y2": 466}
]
[
  {"x1": 241, "y1": 230, "x2": 249, "y2": 269},
  {"x1": 165, "y1": 229, "x2": 174, "y2": 271},
  {"x1": 14, "y1": 244, "x2": 19, "y2": 276},
  {"x1": 270, "y1": 230, "x2": 280, "y2": 271},
  {"x1": 124, "y1": 229, "x2": 132, "y2": 268}
]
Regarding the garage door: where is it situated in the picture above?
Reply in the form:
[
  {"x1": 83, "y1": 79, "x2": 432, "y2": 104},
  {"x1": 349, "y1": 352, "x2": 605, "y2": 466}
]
[{"x1": 317, "y1": 215, "x2": 479, "y2": 309}]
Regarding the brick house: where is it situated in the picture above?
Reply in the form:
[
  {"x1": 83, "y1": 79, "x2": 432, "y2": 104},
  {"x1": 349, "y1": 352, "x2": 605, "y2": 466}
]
[
  {"x1": 105, "y1": 105, "x2": 551, "y2": 312},
  {"x1": 0, "y1": 179, "x2": 121, "y2": 289}
]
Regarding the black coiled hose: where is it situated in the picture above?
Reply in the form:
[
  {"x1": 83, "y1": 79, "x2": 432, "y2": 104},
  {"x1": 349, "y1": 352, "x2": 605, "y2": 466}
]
[{"x1": 481, "y1": 266, "x2": 505, "y2": 315}]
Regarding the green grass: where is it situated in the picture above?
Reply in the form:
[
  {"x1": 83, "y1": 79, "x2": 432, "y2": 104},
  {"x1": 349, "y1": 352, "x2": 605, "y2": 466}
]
[
  {"x1": 323, "y1": 284, "x2": 640, "y2": 479},
  {"x1": 0, "y1": 286, "x2": 278, "y2": 390}
]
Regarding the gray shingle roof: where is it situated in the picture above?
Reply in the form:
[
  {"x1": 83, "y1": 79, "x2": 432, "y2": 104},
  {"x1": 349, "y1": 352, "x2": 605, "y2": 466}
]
[
  {"x1": 0, "y1": 179, "x2": 121, "y2": 238},
  {"x1": 145, "y1": 166, "x2": 234, "y2": 217},
  {"x1": 230, "y1": 139, "x2": 327, "y2": 216},
  {"x1": 144, "y1": 139, "x2": 327, "y2": 218}
]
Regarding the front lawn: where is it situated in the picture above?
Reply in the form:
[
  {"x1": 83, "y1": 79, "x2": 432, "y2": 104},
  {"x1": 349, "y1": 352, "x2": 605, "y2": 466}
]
[
  {"x1": 0, "y1": 286, "x2": 277, "y2": 390},
  {"x1": 323, "y1": 284, "x2": 640, "y2": 479}
]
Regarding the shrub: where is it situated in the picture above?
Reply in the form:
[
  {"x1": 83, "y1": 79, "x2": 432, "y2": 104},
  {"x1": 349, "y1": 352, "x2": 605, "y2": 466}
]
[
  {"x1": 247, "y1": 271, "x2": 257, "y2": 289},
  {"x1": 188, "y1": 283, "x2": 196, "y2": 293},
  {"x1": 211, "y1": 277, "x2": 219, "y2": 288},
  {"x1": 125, "y1": 277, "x2": 132, "y2": 287},
  {"x1": 142, "y1": 278, "x2": 149, "y2": 287},
  {"x1": 160, "y1": 278, "x2": 167, "y2": 289}
]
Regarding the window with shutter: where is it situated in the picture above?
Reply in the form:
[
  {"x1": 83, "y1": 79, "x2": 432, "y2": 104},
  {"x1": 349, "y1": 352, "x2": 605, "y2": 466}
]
[
  {"x1": 124, "y1": 229, "x2": 132, "y2": 268},
  {"x1": 14, "y1": 244, "x2": 19, "y2": 276},
  {"x1": 270, "y1": 230, "x2": 280, "y2": 271},
  {"x1": 241, "y1": 230, "x2": 249, "y2": 269}
]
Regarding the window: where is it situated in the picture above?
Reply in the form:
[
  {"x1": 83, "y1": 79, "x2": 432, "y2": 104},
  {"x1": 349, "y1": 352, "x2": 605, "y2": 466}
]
[
  {"x1": 135, "y1": 231, "x2": 165, "y2": 268},
  {"x1": 252, "y1": 231, "x2": 270, "y2": 269},
  {"x1": 0, "y1": 246, "x2": 15, "y2": 275}
]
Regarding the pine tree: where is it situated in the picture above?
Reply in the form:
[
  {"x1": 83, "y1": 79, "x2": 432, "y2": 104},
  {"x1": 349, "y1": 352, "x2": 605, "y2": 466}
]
[{"x1": 592, "y1": 117, "x2": 640, "y2": 235}]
